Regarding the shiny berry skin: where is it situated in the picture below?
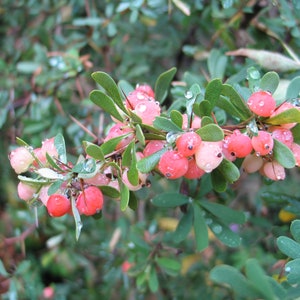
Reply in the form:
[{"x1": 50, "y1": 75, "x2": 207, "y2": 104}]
[
  {"x1": 262, "y1": 161, "x2": 286, "y2": 181},
  {"x1": 133, "y1": 100, "x2": 161, "y2": 125},
  {"x1": 135, "y1": 84, "x2": 155, "y2": 98},
  {"x1": 9, "y1": 147, "x2": 34, "y2": 174},
  {"x1": 47, "y1": 194, "x2": 71, "y2": 217},
  {"x1": 158, "y1": 150, "x2": 188, "y2": 179},
  {"x1": 195, "y1": 141, "x2": 223, "y2": 173},
  {"x1": 224, "y1": 130, "x2": 253, "y2": 158},
  {"x1": 17, "y1": 182, "x2": 37, "y2": 201},
  {"x1": 291, "y1": 143, "x2": 300, "y2": 166},
  {"x1": 143, "y1": 140, "x2": 165, "y2": 157},
  {"x1": 251, "y1": 131, "x2": 274, "y2": 156},
  {"x1": 242, "y1": 154, "x2": 264, "y2": 173},
  {"x1": 76, "y1": 186, "x2": 104, "y2": 216},
  {"x1": 270, "y1": 127, "x2": 293, "y2": 148},
  {"x1": 247, "y1": 91, "x2": 276, "y2": 117},
  {"x1": 104, "y1": 123, "x2": 134, "y2": 150},
  {"x1": 184, "y1": 157, "x2": 206, "y2": 179},
  {"x1": 125, "y1": 90, "x2": 151, "y2": 109},
  {"x1": 176, "y1": 132, "x2": 202, "y2": 157}
]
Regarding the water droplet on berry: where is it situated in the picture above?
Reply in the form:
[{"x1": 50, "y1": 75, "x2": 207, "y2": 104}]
[
  {"x1": 255, "y1": 152, "x2": 261, "y2": 156},
  {"x1": 258, "y1": 100, "x2": 265, "y2": 107},
  {"x1": 264, "y1": 144, "x2": 270, "y2": 149},
  {"x1": 204, "y1": 163, "x2": 212, "y2": 173},
  {"x1": 184, "y1": 90, "x2": 193, "y2": 99}
]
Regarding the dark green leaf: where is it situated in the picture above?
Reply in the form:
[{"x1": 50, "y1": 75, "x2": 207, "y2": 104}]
[
  {"x1": 153, "y1": 116, "x2": 183, "y2": 133},
  {"x1": 155, "y1": 67, "x2": 177, "y2": 104},
  {"x1": 84, "y1": 142, "x2": 105, "y2": 161},
  {"x1": 156, "y1": 257, "x2": 181, "y2": 272},
  {"x1": 128, "y1": 191, "x2": 138, "y2": 210},
  {"x1": 173, "y1": 207, "x2": 193, "y2": 243},
  {"x1": 198, "y1": 100, "x2": 212, "y2": 117},
  {"x1": 16, "y1": 137, "x2": 30, "y2": 147},
  {"x1": 273, "y1": 139, "x2": 296, "y2": 169},
  {"x1": 100, "y1": 133, "x2": 132, "y2": 155},
  {"x1": 277, "y1": 236, "x2": 300, "y2": 259},
  {"x1": 151, "y1": 192, "x2": 189, "y2": 207},
  {"x1": 217, "y1": 158, "x2": 240, "y2": 183},
  {"x1": 196, "y1": 124, "x2": 224, "y2": 141},
  {"x1": 211, "y1": 169, "x2": 227, "y2": 192},
  {"x1": 193, "y1": 204, "x2": 209, "y2": 251},
  {"x1": 99, "y1": 185, "x2": 120, "y2": 198},
  {"x1": 200, "y1": 201, "x2": 246, "y2": 225},
  {"x1": 148, "y1": 267, "x2": 159, "y2": 293},
  {"x1": 122, "y1": 141, "x2": 134, "y2": 167},
  {"x1": 260, "y1": 71, "x2": 280, "y2": 94},
  {"x1": 90, "y1": 90, "x2": 125, "y2": 122},
  {"x1": 136, "y1": 124, "x2": 145, "y2": 146},
  {"x1": 91, "y1": 71, "x2": 127, "y2": 113},
  {"x1": 292, "y1": 124, "x2": 300, "y2": 144},
  {"x1": 204, "y1": 78, "x2": 223, "y2": 109}
]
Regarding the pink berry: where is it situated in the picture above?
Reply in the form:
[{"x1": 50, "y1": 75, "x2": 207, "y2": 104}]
[
  {"x1": 251, "y1": 131, "x2": 274, "y2": 156},
  {"x1": 9, "y1": 147, "x2": 34, "y2": 174},
  {"x1": 242, "y1": 154, "x2": 264, "y2": 173},
  {"x1": 195, "y1": 141, "x2": 223, "y2": 173},
  {"x1": 76, "y1": 186, "x2": 104, "y2": 216},
  {"x1": 184, "y1": 157, "x2": 206, "y2": 179},
  {"x1": 247, "y1": 91, "x2": 276, "y2": 117},
  {"x1": 262, "y1": 161, "x2": 286, "y2": 181},
  {"x1": 224, "y1": 130, "x2": 253, "y2": 158},
  {"x1": 291, "y1": 143, "x2": 300, "y2": 166},
  {"x1": 133, "y1": 100, "x2": 161, "y2": 125},
  {"x1": 104, "y1": 123, "x2": 134, "y2": 150},
  {"x1": 84, "y1": 173, "x2": 110, "y2": 186},
  {"x1": 143, "y1": 140, "x2": 166, "y2": 157},
  {"x1": 122, "y1": 169, "x2": 148, "y2": 191},
  {"x1": 270, "y1": 127, "x2": 293, "y2": 148},
  {"x1": 158, "y1": 150, "x2": 188, "y2": 179},
  {"x1": 47, "y1": 194, "x2": 71, "y2": 217},
  {"x1": 17, "y1": 182, "x2": 37, "y2": 201},
  {"x1": 191, "y1": 115, "x2": 202, "y2": 129},
  {"x1": 39, "y1": 186, "x2": 50, "y2": 205},
  {"x1": 176, "y1": 132, "x2": 202, "y2": 157},
  {"x1": 135, "y1": 84, "x2": 155, "y2": 98},
  {"x1": 125, "y1": 90, "x2": 152, "y2": 109}
]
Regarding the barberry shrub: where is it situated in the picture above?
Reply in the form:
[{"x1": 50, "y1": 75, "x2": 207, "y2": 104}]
[{"x1": 8, "y1": 67, "x2": 300, "y2": 297}]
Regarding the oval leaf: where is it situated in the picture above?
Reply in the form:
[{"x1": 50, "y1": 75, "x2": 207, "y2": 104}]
[
  {"x1": 193, "y1": 204, "x2": 209, "y2": 251},
  {"x1": 196, "y1": 124, "x2": 224, "y2": 141},
  {"x1": 155, "y1": 67, "x2": 177, "y2": 104},
  {"x1": 260, "y1": 71, "x2": 280, "y2": 94},
  {"x1": 137, "y1": 148, "x2": 167, "y2": 173},
  {"x1": 273, "y1": 139, "x2": 296, "y2": 169},
  {"x1": 151, "y1": 192, "x2": 189, "y2": 207},
  {"x1": 277, "y1": 236, "x2": 300, "y2": 259}
]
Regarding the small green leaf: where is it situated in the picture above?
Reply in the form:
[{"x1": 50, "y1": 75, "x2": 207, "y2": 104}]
[
  {"x1": 196, "y1": 124, "x2": 224, "y2": 141},
  {"x1": 200, "y1": 116, "x2": 213, "y2": 126},
  {"x1": 90, "y1": 90, "x2": 125, "y2": 122},
  {"x1": 217, "y1": 158, "x2": 240, "y2": 184},
  {"x1": 84, "y1": 142, "x2": 105, "y2": 161},
  {"x1": 291, "y1": 220, "x2": 300, "y2": 243},
  {"x1": 204, "y1": 78, "x2": 223, "y2": 108},
  {"x1": 153, "y1": 116, "x2": 183, "y2": 133},
  {"x1": 16, "y1": 137, "x2": 30, "y2": 147},
  {"x1": 137, "y1": 148, "x2": 167, "y2": 173},
  {"x1": 210, "y1": 265, "x2": 261, "y2": 299},
  {"x1": 277, "y1": 236, "x2": 300, "y2": 259},
  {"x1": 273, "y1": 139, "x2": 296, "y2": 169},
  {"x1": 135, "y1": 124, "x2": 145, "y2": 146},
  {"x1": 286, "y1": 76, "x2": 300, "y2": 100},
  {"x1": 265, "y1": 108, "x2": 300, "y2": 125},
  {"x1": 148, "y1": 267, "x2": 159, "y2": 293},
  {"x1": 128, "y1": 191, "x2": 138, "y2": 210},
  {"x1": 170, "y1": 110, "x2": 183, "y2": 128},
  {"x1": 260, "y1": 71, "x2": 280, "y2": 94},
  {"x1": 221, "y1": 84, "x2": 252, "y2": 120},
  {"x1": 151, "y1": 192, "x2": 189, "y2": 207},
  {"x1": 193, "y1": 204, "x2": 209, "y2": 251},
  {"x1": 155, "y1": 67, "x2": 177, "y2": 104},
  {"x1": 292, "y1": 124, "x2": 300, "y2": 144},
  {"x1": 200, "y1": 201, "x2": 246, "y2": 225},
  {"x1": 285, "y1": 258, "x2": 300, "y2": 284},
  {"x1": 18, "y1": 175, "x2": 49, "y2": 186},
  {"x1": 91, "y1": 71, "x2": 127, "y2": 113},
  {"x1": 100, "y1": 133, "x2": 132, "y2": 155},
  {"x1": 54, "y1": 133, "x2": 67, "y2": 164},
  {"x1": 99, "y1": 185, "x2": 120, "y2": 198},
  {"x1": 198, "y1": 100, "x2": 212, "y2": 117},
  {"x1": 211, "y1": 169, "x2": 227, "y2": 192},
  {"x1": 122, "y1": 141, "x2": 134, "y2": 167},
  {"x1": 120, "y1": 183, "x2": 130, "y2": 211},
  {"x1": 71, "y1": 196, "x2": 82, "y2": 241},
  {"x1": 156, "y1": 257, "x2": 181, "y2": 272},
  {"x1": 245, "y1": 258, "x2": 276, "y2": 300},
  {"x1": 173, "y1": 207, "x2": 194, "y2": 243}
]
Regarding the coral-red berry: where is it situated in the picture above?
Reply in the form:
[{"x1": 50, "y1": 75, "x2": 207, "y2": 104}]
[
  {"x1": 47, "y1": 194, "x2": 71, "y2": 217},
  {"x1": 251, "y1": 131, "x2": 274, "y2": 156},
  {"x1": 247, "y1": 91, "x2": 276, "y2": 117},
  {"x1": 176, "y1": 132, "x2": 202, "y2": 157}
]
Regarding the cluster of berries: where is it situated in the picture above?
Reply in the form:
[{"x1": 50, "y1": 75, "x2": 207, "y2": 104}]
[
  {"x1": 8, "y1": 86, "x2": 300, "y2": 219},
  {"x1": 10, "y1": 138, "x2": 103, "y2": 218}
]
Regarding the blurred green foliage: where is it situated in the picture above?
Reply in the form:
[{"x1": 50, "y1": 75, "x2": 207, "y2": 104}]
[{"x1": 1, "y1": 0, "x2": 300, "y2": 299}]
